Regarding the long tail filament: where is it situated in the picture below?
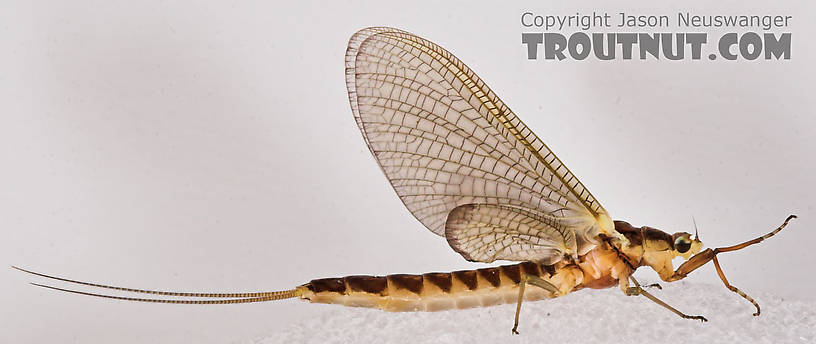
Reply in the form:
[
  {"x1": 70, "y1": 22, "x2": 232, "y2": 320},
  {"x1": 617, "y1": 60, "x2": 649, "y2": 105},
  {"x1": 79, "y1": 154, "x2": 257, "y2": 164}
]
[{"x1": 13, "y1": 266, "x2": 299, "y2": 304}]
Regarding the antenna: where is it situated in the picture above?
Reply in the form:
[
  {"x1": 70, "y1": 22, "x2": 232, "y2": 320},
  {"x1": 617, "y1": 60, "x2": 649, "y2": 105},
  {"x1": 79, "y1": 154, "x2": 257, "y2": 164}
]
[{"x1": 692, "y1": 216, "x2": 700, "y2": 241}]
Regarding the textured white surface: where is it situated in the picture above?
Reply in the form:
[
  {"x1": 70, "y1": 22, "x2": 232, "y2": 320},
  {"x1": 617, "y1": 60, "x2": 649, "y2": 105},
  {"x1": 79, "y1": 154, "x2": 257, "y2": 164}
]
[{"x1": 247, "y1": 282, "x2": 814, "y2": 344}]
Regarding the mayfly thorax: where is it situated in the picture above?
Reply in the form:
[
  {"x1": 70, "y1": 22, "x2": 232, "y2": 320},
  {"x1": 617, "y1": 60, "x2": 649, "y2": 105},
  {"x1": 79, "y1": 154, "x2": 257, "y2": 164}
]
[{"x1": 15, "y1": 27, "x2": 796, "y2": 334}]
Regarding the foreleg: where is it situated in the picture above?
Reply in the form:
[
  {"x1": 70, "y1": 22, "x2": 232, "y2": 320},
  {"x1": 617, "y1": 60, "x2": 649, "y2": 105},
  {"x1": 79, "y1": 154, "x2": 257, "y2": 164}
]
[{"x1": 664, "y1": 215, "x2": 795, "y2": 315}]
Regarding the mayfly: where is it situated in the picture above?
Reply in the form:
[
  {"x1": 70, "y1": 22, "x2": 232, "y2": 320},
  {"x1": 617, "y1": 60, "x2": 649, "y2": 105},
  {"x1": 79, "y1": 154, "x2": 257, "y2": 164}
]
[{"x1": 16, "y1": 27, "x2": 796, "y2": 334}]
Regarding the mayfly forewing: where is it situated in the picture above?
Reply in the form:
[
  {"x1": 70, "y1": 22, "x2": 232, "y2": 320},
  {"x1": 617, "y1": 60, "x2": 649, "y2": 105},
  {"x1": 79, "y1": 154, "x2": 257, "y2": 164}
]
[{"x1": 345, "y1": 27, "x2": 616, "y2": 262}]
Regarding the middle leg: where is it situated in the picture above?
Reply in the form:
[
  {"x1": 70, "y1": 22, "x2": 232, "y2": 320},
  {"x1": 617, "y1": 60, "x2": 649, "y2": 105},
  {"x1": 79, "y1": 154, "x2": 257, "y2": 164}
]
[{"x1": 625, "y1": 276, "x2": 707, "y2": 322}]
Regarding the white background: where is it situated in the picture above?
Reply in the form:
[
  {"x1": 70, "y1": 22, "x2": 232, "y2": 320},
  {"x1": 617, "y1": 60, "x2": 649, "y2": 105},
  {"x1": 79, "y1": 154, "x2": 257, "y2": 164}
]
[{"x1": 2, "y1": 1, "x2": 814, "y2": 343}]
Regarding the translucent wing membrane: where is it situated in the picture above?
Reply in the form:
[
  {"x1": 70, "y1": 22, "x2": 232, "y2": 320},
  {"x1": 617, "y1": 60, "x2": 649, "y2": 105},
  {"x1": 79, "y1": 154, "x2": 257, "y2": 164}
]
[
  {"x1": 446, "y1": 204, "x2": 578, "y2": 264},
  {"x1": 346, "y1": 27, "x2": 615, "y2": 262}
]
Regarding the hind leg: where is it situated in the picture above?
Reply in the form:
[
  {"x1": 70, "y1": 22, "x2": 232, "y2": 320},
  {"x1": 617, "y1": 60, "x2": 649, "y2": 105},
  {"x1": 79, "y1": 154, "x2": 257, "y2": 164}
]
[{"x1": 512, "y1": 274, "x2": 560, "y2": 334}]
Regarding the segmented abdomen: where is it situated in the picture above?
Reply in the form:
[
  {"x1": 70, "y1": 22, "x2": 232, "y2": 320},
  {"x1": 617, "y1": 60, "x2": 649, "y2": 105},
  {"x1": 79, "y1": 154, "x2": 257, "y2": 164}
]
[{"x1": 297, "y1": 262, "x2": 583, "y2": 312}]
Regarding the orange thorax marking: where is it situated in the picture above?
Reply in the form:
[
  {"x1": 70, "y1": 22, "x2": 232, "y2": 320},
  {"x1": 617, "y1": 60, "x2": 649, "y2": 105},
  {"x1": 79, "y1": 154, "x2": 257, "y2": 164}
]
[{"x1": 577, "y1": 245, "x2": 633, "y2": 289}]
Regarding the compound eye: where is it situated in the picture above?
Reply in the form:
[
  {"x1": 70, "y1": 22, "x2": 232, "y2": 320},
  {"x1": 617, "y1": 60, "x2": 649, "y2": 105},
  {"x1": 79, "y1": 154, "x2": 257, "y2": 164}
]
[{"x1": 675, "y1": 237, "x2": 691, "y2": 253}]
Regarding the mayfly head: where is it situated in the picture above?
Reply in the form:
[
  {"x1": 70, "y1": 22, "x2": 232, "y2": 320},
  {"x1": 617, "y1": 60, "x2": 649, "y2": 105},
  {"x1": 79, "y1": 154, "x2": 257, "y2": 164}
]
[{"x1": 671, "y1": 232, "x2": 703, "y2": 260}]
